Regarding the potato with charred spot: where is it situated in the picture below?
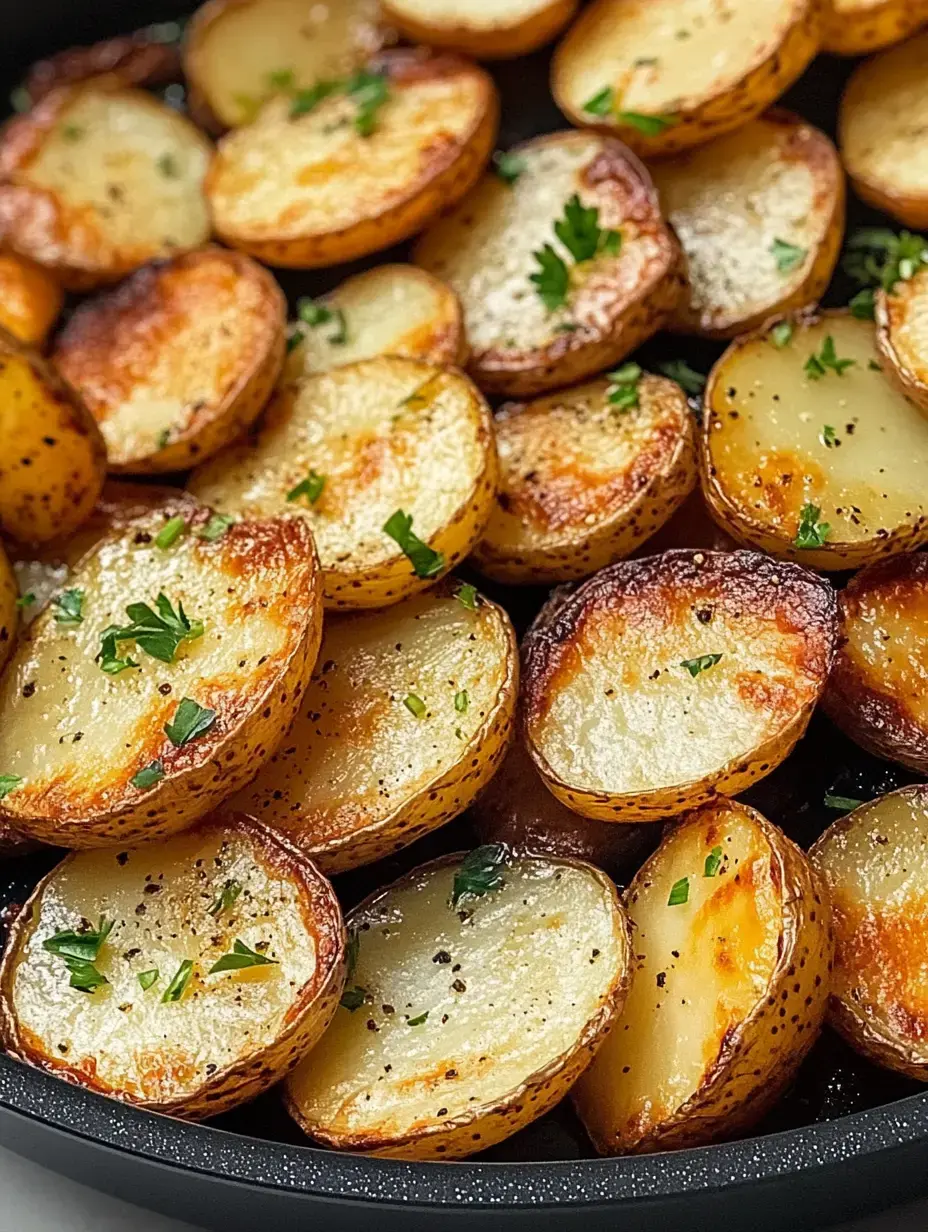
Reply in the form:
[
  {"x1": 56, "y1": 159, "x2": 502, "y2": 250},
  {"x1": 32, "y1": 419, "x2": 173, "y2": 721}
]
[
  {"x1": 0, "y1": 253, "x2": 62, "y2": 346},
  {"x1": 876, "y1": 266, "x2": 928, "y2": 416},
  {"x1": 822, "y1": 0, "x2": 928, "y2": 55},
  {"x1": 381, "y1": 0, "x2": 577, "y2": 58}
]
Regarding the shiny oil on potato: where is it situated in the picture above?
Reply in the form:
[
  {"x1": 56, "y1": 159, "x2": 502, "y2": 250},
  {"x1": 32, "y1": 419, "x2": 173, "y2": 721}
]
[
  {"x1": 822, "y1": 0, "x2": 928, "y2": 55},
  {"x1": 0, "y1": 816, "x2": 345, "y2": 1118},
  {"x1": 229, "y1": 580, "x2": 518, "y2": 873},
  {"x1": 0, "y1": 253, "x2": 62, "y2": 346},
  {"x1": 53, "y1": 248, "x2": 286, "y2": 473},
  {"x1": 472, "y1": 373, "x2": 696, "y2": 584},
  {"x1": 190, "y1": 357, "x2": 497, "y2": 610},
  {"x1": 0, "y1": 503, "x2": 323, "y2": 848},
  {"x1": 415, "y1": 130, "x2": 684, "y2": 397},
  {"x1": 522, "y1": 550, "x2": 836, "y2": 821},
  {"x1": 381, "y1": 0, "x2": 577, "y2": 58},
  {"x1": 876, "y1": 266, "x2": 928, "y2": 416},
  {"x1": 285, "y1": 850, "x2": 630, "y2": 1158},
  {"x1": 574, "y1": 799, "x2": 833, "y2": 1153}
]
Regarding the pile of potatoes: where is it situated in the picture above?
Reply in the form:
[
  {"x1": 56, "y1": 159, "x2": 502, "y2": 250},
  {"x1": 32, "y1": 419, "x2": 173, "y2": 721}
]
[{"x1": 1, "y1": 0, "x2": 928, "y2": 1161}]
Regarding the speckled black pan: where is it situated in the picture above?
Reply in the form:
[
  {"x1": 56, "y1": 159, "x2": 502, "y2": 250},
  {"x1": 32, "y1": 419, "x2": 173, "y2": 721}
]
[{"x1": 3, "y1": 2, "x2": 928, "y2": 1228}]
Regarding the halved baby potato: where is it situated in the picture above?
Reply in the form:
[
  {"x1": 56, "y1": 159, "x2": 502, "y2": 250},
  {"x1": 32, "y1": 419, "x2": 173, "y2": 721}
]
[
  {"x1": 207, "y1": 50, "x2": 498, "y2": 269},
  {"x1": 0, "y1": 815, "x2": 345, "y2": 1118},
  {"x1": 229, "y1": 579, "x2": 517, "y2": 873},
  {"x1": 0, "y1": 84, "x2": 212, "y2": 289},
  {"x1": 284, "y1": 265, "x2": 466, "y2": 383},
  {"x1": 184, "y1": 0, "x2": 388, "y2": 131},
  {"x1": 839, "y1": 34, "x2": 928, "y2": 229},
  {"x1": 812, "y1": 786, "x2": 928, "y2": 1080},
  {"x1": 53, "y1": 248, "x2": 286, "y2": 474},
  {"x1": 574, "y1": 799, "x2": 833, "y2": 1153},
  {"x1": 822, "y1": 0, "x2": 928, "y2": 55},
  {"x1": 285, "y1": 850, "x2": 630, "y2": 1158},
  {"x1": 0, "y1": 328, "x2": 106, "y2": 546},
  {"x1": 381, "y1": 0, "x2": 577, "y2": 58},
  {"x1": 650, "y1": 113, "x2": 845, "y2": 339},
  {"x1": 189, "y1": 357, "x2": 497, "y2": 610},
  {"x1": 875, "y1": 266, "x2": 928, "y2": 416},
  {"x1": 522, "y1": 550, "x2": 836, "y2": 822},
  {"x1": 552, "y1": 0, "x2": 820, "y2": 159},
  {"x1": 472, "y1": 373, "x2": 696, "y2": 584},
  {"x1": 701, "y1": 310, "x2": 928, "y2": 571},
  {"x1": 0, "y1": 502, "x2": 323, "y2": 848},
  {"x1": 0, "y1": 253, "x2": 63, "y2": 346},
  {"x1": 414, "y1": 130, "x2": 684, "y2": 397}
]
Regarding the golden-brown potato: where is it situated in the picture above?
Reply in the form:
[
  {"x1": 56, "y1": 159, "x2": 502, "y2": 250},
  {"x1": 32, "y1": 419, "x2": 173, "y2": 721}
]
[
  {"x1": 0, "y1": 503, "x2": 323, "y2": 848},
  {"x1": 415, "y1": 131, "x2": 684, "y2": 397},
  {"x1": 522, "y1": 550, "x2": 836, "y2": 822},
  {"x1": 229, "y1": 579, "x2": 517, "y2": 873},
  {"x1": 0, "y1": 541, "x2": 19, "y2": 675},
  {"x1": 552, "y1": 0, "x2": 820, "y2": 159},
  {"x1": 811, "y1": 786, "x2": 928, "y2": 1080},
  {"x1": 0, "y1": 816, "x2": 345, "y2": 1118},
  {"x1": 472, "y1": 373, "x2": 696, "y2": 584},
  {"x1": 0, "y1": 253, "x2": 62, "y2": 346},
  {"x1": 190, "y1": 357, "x2": 497, "y2": 610},
  {"x1": 285, "y1": 850, "x2": 630, "y2": 1158},
  {"x1": 876, "y1": 265, "x2": 928, "y2": 415},
  {"x1": 207, "y1": 50, "x2": 498, "y2": 269},
  {"x1": 184, "y1": 0, "x2": 388, "y2": 131},
  {"x1": 53, "y1": 248, "x2": 285, "y2": 474},
  {"x1": 0, "y1": 328, "x2": 106, "y2": 546},
  {"x1": 701, "y1": 310, "x2": 928, "y2": 571},
  {"x1": 284, "y1": 265, "x2": 466, "y2": 383},
  {"x1": 650, "y1": 113, "x2": 845, "y2": 339},
  {"x1": 822, "y1": 0, "x2": 928, "y2": 55},
  {"x1": 574, "y1": 799, "x2": 833, "y2": 1153},
  {"x1": 630, "y1": 490, "x2": 738, "y2": 557},
  {"x1": 839, "y1": 34, "x2": 928, "y2": 229},
  {"x1": 22, "y1": 30, "x2": 182, "y2": 103},
  {"x1": 381, "y1": 0, "x2": 577, "y2": 58}
]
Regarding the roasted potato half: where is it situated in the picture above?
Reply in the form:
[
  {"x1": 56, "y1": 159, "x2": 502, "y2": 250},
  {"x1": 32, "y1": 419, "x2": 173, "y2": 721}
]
[
  {"x1": 0, "y1": 503, "x2": 323, "y2": 848},
  {"x1": 0, "y1": 328, "x2": 106, "y2": 546},
  {"x1": 230, "y1": 579, "x2": 517, "y2": 873},
  {"x1": 630, "y1": 490, "x2": 738, "y2": 557},
  {"x1": 522, "y1": 550, "x2": 836, "y2": 822},
  {"x1": 822, "y1": 0, "x2": 928, "y2": 55},
  {"x1": 285, "y1": 850, "x2": 630, "y2": 1158},
  {"x1": 415, "y1": 131, "x2": 684, "y2": 397},
  {"x1": 184, "y1": 0, "x2": 388, "y2": 131},
  {"x1": 207, "y1": 50, "x2": 498, "y2": 269},
  {"x1": 876, "y1": 267, "x2": 928, "y2": 415},
  {"x1": 0, "y1": 253, "x2": 62, "y2": 346},
  {"x1": 53, "y1": 248, "x2": 286, "y2": 474},
  {"x1": 552, "y1": 0, "x2": 819, "y2": 159},
  {"x1": 473, "y1": 373, "x2": 696, "y2": 584},
  {"x1": 812, "y1": 786, "x2": 928, "y2": 1080},
  {"x1": 701, "y1": 310, "x2": 928, "y2": 571},
  {"x1": 0, "y1": 816, "x2": 345, "y2": 1118},
  {"x1": 284, "y1": 265, "x2": 466, "y2": 383},
  {"x1": 190, "y1": 357, "x2": 497, "y2": 610},
  {"x1": 381, "y1": 0, "x2": 577, "y2": 58},
  {"x1": 0, "y1": 85, "x2": 212, "y2": 290},
  {"x1": 651, "y1": 113, "x2": 845, "y2": 339},
  {"x1": 574, "y1": 799, "x2": 832, "y2": 1153},
  {"x1": 839, "y1": 34, "x2": 928, "y2": 229}
]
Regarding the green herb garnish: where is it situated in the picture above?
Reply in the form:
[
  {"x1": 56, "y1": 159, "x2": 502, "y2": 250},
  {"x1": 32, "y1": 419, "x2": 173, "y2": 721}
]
[
  {"x1": 770, "y1": 320, "x2": 794, "y2": 348},
  {"x1": 617, "y1": 110, "x2": 678, "y2": 135},
  {"x1": 849, "y1": 288, "x2": 876, "y2": 320},
  {"x1": 659, "y1": 359, "x2": 706, "y2": 396},
  {"x1": 156, "y1": 152, "x2": 179, "y2": 178},
  {"x1": 680, "y1": 653, "x2": 722, "y2": 678},
  {"x1": 209, "y1": 938, "x2": 278, "y2": 973},
  {"x1": 407, "y1": 1011, "x2": 429, "y2": 1026},
  {"x1": 844, "y1": 228, "x2": 928, "y2": 292},
  {"x1": 770, "y1": 238, "x2": 806, "y2": 273},
  {"x1": 450, "y1": 844, "x2": 508, "y2": 908},
  {"x1": 138, "y1": 969, "x2": 159, "y2": 991},
  {"x1": 530, "y1": 243, "x2": 570, "y2": 311},
  {"x1": 820, "y1": 424, "x2": 837, "y2": 448},
  {"x1": 296, "y1": 298, "x2": 348, "y2": 346},
  {"x1": 289, "y1": 80, "x2": 340, "y2": 117},
  {"x1": 61, "y1": 124, "x2": 84, "y2": 142},
  {"x1": 555, "y1": 194, "x2": 621, "y2": 263},
  {"x1": 52, "y1": 588, "x2": 84, "y2": 625},
  {"x1": 340, "y1": 986, "x2": 367, "y2": 1012},
  {"x1": 794, "y1": 503, "x2": 831, "y2": 549},
  {"x1": 804, "y1": 335, "x2": 855, "y2": 381},
  {"x1": 583, "y1": 86, "x2": 614, "y2": 116},
  {"x1": 382, "y1": 509, "x2": 445, "y2": 579},
  {"x1": 704, "y1": 846, "x2": 723, "y2": 878},
  {"x1": 454, "y1": 690, "x2": 469, "y2": 713},
  {"x1": 455, "y1": 582, "x2": 478, "y2": 610},
  {"x1": 492, "y1": 150, "x2": 527, "y2": 184},
  {"x1": 164, "y1": 698, "x2": 216, "y2": 748},
  {"x1": 606, "y1": 362, "x2": 642, "y2": 411},
  {"x1": 130, "y1": 760, "x2": 164, "y2": 790},
  {"x1": 162, "y1": 959, "x2": 194, "y2": 1003},
  {"x1": 197, "y1": 513, "x2": 235, "y2": 542},
  {"x1": 266, "y1": 68, "x2": 295, "y2": 90},
  {"x1": 155, "y1": 516, "x2": 186, "y2": 550},
  {"x1": 403, "y1": 693, "x2": 426, "y2": 718},
  {"x1": 823, "y1": 793, "x2": 864, "y2": 811},
  {"x1": 287, "y1": 470, "x2": 326, "y2": 505},
  {"x1": 667, "y1": 877, "x2": 689, "y2": 906},
  {"x1": 97, "y1": 593, "x2": 203, "y2": 670},
  {"x1": 286, "y1": 329, "x2": 305, "y2": 353},
  {"x1": 0, "y1": 775, "x2": 22, "y2": 800},
  {"x1": 43, "y1": 917, "x2": 113, "y2": 992},
  {"x1": 16, "y1": 592, "x2": 35, "y2": 610},
  {"x1": 208, "y1": 879, "x2": 242, "y2": 917},
  {"x1": 346, "y1": 69, "x2": 390, "y2": 137}
]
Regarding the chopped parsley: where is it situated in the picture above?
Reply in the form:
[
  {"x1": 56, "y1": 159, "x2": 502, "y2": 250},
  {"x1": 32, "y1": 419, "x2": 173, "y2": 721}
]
[
  {"x1": 340, "y1": 985, "x2": 367, "y2": 1012},
  {"x1": 454, "y1": 690, "x2": 469, "y2": 713},
  {"x1": 155, "y1": 515, "x2": 187, "y2": 549},
  {"x1": 52, "y1": 588, "x2": 83, "y2": 625},
  {"x1": 450, "y1": 844, "x2": 508, "y2": 908},
  {"x1": 530, "y1": 195, "x2": 620, "y2": 311},
  {"x1": 667, "y1": 877, "x2": 689, "y2": 906},
  {"x1": 403, "y1": 693, "x2": 426, "y2": 719},
  {"x1": 770, "y1": 238, "x2": 806, "y2": 273},
  {"x1": 164, "y1": 698, "x2": 216, "y2": 747},
  {"x1": 287, "y1": 470, "x2": 326, "y2": 505},
  {"x1": 43, "y1": 917, "x2": 113, "y2": 992},
  {"x1": 843, "y1": 227, "x2": 928, "y2": 292},
  {"x1": 823, "y1": 793, "x2": 864, "y2": 811},
  {"x1": 16, "y1": 592, "x2": 35, "y2": 610},
  {"x1": 97, "y1": 593, "x2": 203, "y2": 671},
  {"x1": 382, "y1": 509, "x2": 445, "y2": 578},
  {"x1": 793, "y1": 503, "x2": 831, "y2": 549},
  {"x1": 583, "y1": 86, "x2": 614, "y2": 116},
  {"x1": 770, "y1": 320, "x2": 794, "y2": 348},
  {"x1": 820, "y1": 424, "x2": 837, "y2": 448},
  {"x1": 157, "y1": 428, "x2": 171, "y2": 449},
  {"x1": 606, "y1": 362, "x2": 642, "y2": 411},
  {"x1": 197, "y1": 513, "x2": 235, "y2": 542},
  {"x1": 680, "y1": 653, "x2": 722, "y2": 678},
  {"x1": 130, "y1": 760, "x2": 164, "y2": 790},
  {"x1": 162, "y1": 959, "x2": 194, "y2": 1003},
  {"x1": 296, "y1": 298, "x2": 348, "y2": 346},
  {"x1": 208, "y1": 879, "x2": 242, "y2": 917},
  {"x1": 492, "y1": 150, "x2": 527, "y2": 184},
  {"x1": 704, "y1": 846, "x2": 723, "y2": 878},
  {"x1": 209, "y1": 938, "x2": 278, "y2": 973},
  {"x1": 849, "y1": 288, "x2": 876, "y2": 320},
  {"x1": 407, "y1": 1011, "x2": 429, "y2": 1026},
  {"x1": 289, "y1": 79, "x2": 340, "y2": 117},
  {"x1": 455, "y1": 582, "x2": 479, "y2": 610},
  {"x1": 0, "y1": 775, "x2": 22, "y2": 800},
  {"x1": 617, "y1": 110, "x2": 678, "y2": 135},
  {"x1": 156, "y1": 152, "x2": 179, "y2": 178},
  {"x1": 286, "y1": 329, "x2": 305, "y2": 353},
  {"x1": 530, "y1": 243, "x2": 571, "y2": 311},
  {"x1": 266, "y1": 68, "x2": 295, "y2": 90},
  {"x1": 804, "y1": 335, "x2": 855, "y2": 380},
  {"x1": 658, "y1": 359, "x2": 706, "y2": 396},
  {"x1": 138, "y1": 969, "x2": 160, "y2": 991},
  {"x1": 289, "y1": 70, "x2": 389, "y2": 135}
]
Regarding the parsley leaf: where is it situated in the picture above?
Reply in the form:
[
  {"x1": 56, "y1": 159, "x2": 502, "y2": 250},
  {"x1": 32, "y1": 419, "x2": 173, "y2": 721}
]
[
  {"x1": 287, "y1": 470, "x2": 326, "y2": 505},
  {"x1": 824, "y1": 793, "x2": 864, "y2": 812},
  {"x1": 454, "y1": 689, "x2": 469, "y2": 713},
  {"x1": 296, "y1": 298, "x2": 348, "y2": 346},
  {"x1": 164, "y1": 698, "x2": 217, "y2": 747},
  {"x1": 667, "y1": 877, "x2": 689, "y2": 906},
  {"x1": 804, "y1": 334, "x2": 855, "y2": 381},
  {"x1": 208, "y1": 879, "x2": 242, "y2": 917},
  {"x1": 680, "y1": 653, "x2": 722, "y2": 678},
  {"x1": 345, "y1": 69, "x2": 390, "y2": 137},
  {"x1": 286, "y1": 329, "x2": 305, "y2": 353},
  {"x1": 0, "y1": 774, "x2": 22, "y2": 800},
  {"x1": 156, "y1": 152, "x2": 179, "y2": 178},
  {"x1": 770, "y1": 320, "x2": 794, "y2": 348},
  {"x1": 844, "y1": 228, "x2": 928, "y2": 292},
  {"x1": 849, "y1": 288, "x2": 876, "y2": 320},
  {"x1": 289, "y1": 79, "x2": 340, "y2": 117},
  {"x1": 704, "y1": 846, "x2": 723, "y2": 878},
  {"x1": 554, "y1": 194, "x2": 620, "y2": 263},
  {"x1": 455, "y1": 582, "x2": 479, "y2": 610},
  {"x1": 617, "y1": 110, "x2": 678, "y2": 135},
  {"x1": 162, "y1": 959, "x2": 193, "y2": 1003},
  {"x1": 52, "y1": 588, "x2": 83, "y2": 625},
  {"x1": 209, "y1": 938, "x2": 278, "y2": 973},
  {"x1": 606, "y1": 362, "x2": 642, "y2": 411},
  {"x1": 197, "y1": 513, "x2": 235, "y2": 542},
  {"x1": 155, "y1": 515, "x2": 186, "y2": 549},
  {"x1": 407, "y1": 1011, "x2": 429, "y2": 1026},
  {"x1": 794, "y1": 503, "x2": 831, "y2": 549},
  {"x1": 403, "y1": 693, "x2": 426, "y2": 718},
  {"x1": 138, "y1": 969, "x2": 159, "y2": 991},
  {"x1": 770, "y1": 238, "x2": 806, "y2": 273},
  {"x1": 130, "y1": 760, "x2": 164, "y2": 790},
  {"x1": 16, "y1": 592, "x2": 35, "y2": 610},
  {"x1": 658, "y1": 359, "x2": 706, "y2": 396},
  {"x1": 266, "y1": 68, "x2": 295, "y2": 90},
  {"x1": 530, "y1": 243, "x2": 570, "y2": 310},
  {"x1": 583, "y1": 86, "x2": 615, "y2": 116},
  {"x1": 450, "y1": 844, "x2": 509, "y2": 908},
  {"x1": 492, "y1": 150, "x2": 526, "y2": 185},
  {"x1": 340, "y1": 985, "x2": 367, "y2": 1012},
  {"x1": 382, "y1": 509, "x2": 445, "y2": 578},
  {"x1": 97, "y1": 593, "x2": 203, "y2": 670},
  {"x1": 820, "y1": 424, "x2": 837, "y2": 448},
  {"x1": 44, "y1": 917, "x2": 113, "y2": 992}
]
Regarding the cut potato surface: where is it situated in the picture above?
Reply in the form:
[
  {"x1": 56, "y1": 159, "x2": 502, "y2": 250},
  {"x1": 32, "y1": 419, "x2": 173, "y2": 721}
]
[
  {"x1": 207, "y1": 50, "x2": 498, "y2": 269},
  {"x1": 0, "y1": 85, "x2": 212, "y2": 289},
  {"x1": 473, "y1": 373, "x2": 696, "y2": 584},
  {"x1": 415, "y1": 131, "x2": 684, "y2": 397},
  {"x1": 190, "y1": 357, "x2": 497, "y2": 610},
  {"x1": 230, "y1": 580, "x2": 517, "y2": 872},
  {"x1": 184, "y1": 0, "x2": 388, "y2": 131},
  {"x1": 574, "y1": 800, "x2": 832, "y2": 1153},
  {"x1": 0, "y1": 504, "x2": 323, "y2": 847},
  {"x1": 54, "y1": 248, "x2": 286, "y2": 474},
  {"x1": 552, "y1": 0, "x2": 819, "y2": 158},
  {"x1": 522, "y1": 550, "x2": 836, "y2": 821},
  {"x1": 0, "y1": 253, "x2": 63, "y2": 346},
  {"x1": 286, "y1": 852, "x2": 630, "y2": 1158},
  {"x1": 876, "y1": 267, "x2": 928, "y2": 415},
  {"x1": 840, "y1": 34, "x2": 928, "y2": 228},
  {"x1": 822, "y1": 0, "x2": 928, "y2": 55},
  {"x1": 284, "y1": 265, "x2": 465, "y2": 383},
  {"x1": 651, "y1": 113, "x2": 845, "y2": 339},
  {"x1": 702, "y1": 311, "x2": 928, "y2": 571},
  {"x1": 381, "y1": 0, "x2": 577, "y2": 58},
  {"x1": 0, "y1": 817, "x2": 345, "y2": 1117}
]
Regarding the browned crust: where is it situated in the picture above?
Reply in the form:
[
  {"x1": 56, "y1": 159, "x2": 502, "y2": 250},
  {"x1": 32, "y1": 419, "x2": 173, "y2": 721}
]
[
  {"x1": 23, "y1": 34, "x2": 181, "y2": 102},
  {"x1": 0, "y1": 814, "x2": 347, "y2": 1119},
  {"x1": 823, "y1": 0, "x2": 928, "y2": 56},
  {"x1": 381, "y1": 0, "x2": 578, "y2": 58},
  {"x1": 875, "y1": 275, "x2": 928, "y2": 417},
  {"x1": 0, "y1": 253, "x2": 63, "y2": 348}
]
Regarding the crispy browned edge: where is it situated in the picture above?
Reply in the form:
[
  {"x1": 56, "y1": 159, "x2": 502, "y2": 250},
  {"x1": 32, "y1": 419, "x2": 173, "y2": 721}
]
[
  {"x1": 876, "y1": 276, "x2": 928, "y2": 416},
  {"x1": 521, "y1": 549, "x2": 837, "y2": 819},
  {"x1": 0, "y1": 813, "x2": 347, "y2": 1119},
  {"x1": 823, "y1": 554, "x2": 928, "y2": 772},
  {"x1": 822, "y1": 0, "x2": 928, "y2": 55},
  {"x1": 577, "y1": 799, "x2": 833, "y2": 1154},
  {"x1": 0, "y1": 505, "x2": 324, "y2": 847},
  {"x1": 207, "y1": 49, "x2": 500, "y2": 269},
  {"x1": 285, "y1": 849, "x2": 631, "y2": 1158},
  {"x1": 0, "y1": 253, "x2": 64, "y2": 348},
  {"x1": 381, "y1": 0, "x2": 578, "y2": 59},
  {"x1": 23, "y1": 33, "x2": 181, "y2": 102}
]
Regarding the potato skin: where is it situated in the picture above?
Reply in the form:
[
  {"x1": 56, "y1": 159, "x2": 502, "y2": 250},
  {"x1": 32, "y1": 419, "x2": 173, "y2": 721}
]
[
  {"x1": 381, "y1": 0, "x2": 578, "y2": 58},
  {"x1": 23, "y1": 32, "x2": 182, "y2": 101},
  {"x1": 0, "y1": 253, "x2": 63, "y2": 346},
  {"x1": 876, "y1": 268, "x2": 928, "y2": 416},
  {"x1": 0, "y1": 541, "x2": 19, "y2": 675},
  {"x1": 822, "y1": 0, "x2": 928, "y2": 56}
]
